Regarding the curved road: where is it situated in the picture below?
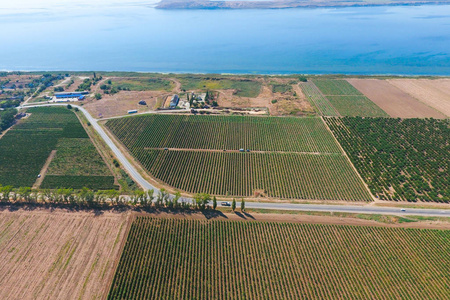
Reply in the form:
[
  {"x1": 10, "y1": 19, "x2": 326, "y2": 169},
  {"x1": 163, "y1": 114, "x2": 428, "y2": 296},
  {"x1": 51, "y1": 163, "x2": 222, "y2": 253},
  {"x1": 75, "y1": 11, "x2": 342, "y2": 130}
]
[{"x1": 20, "y1": 103, "x2": 450, "y2": 218}]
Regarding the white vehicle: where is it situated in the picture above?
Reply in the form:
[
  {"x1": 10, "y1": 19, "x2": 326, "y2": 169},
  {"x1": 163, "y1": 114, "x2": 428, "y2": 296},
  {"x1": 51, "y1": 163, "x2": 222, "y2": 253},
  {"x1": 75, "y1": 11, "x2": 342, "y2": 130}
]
[
  {"x1": 401, "y1": 208, "x2": 406, "y2": 212},
  {"x1": 221, "y1": 202, "x2": 231, "y2": 207},
  {"x1": 37, "y1": 174, "x2": 41, "y2": 178}
]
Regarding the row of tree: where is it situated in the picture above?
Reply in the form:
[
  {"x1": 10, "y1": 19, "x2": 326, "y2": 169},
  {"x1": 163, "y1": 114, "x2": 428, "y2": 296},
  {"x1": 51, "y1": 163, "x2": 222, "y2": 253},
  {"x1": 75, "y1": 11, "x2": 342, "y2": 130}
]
[{"x1": 0, "y1": 185, "x2": 246, "y2": 211}]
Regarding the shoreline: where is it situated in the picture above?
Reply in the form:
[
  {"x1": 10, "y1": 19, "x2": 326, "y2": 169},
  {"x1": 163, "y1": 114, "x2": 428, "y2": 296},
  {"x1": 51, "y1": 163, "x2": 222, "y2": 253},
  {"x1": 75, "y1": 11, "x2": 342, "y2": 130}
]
[{"x1": 2, "y1": 70, "x2": 450, "y2": 78}]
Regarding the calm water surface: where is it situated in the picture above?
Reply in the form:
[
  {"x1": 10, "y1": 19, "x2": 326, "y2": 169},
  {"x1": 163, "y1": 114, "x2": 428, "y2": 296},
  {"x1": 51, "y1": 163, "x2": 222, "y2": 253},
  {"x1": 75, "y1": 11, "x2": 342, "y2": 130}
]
[{"x1": 1, "y1": 1, "x2": 449, "y2": 74}]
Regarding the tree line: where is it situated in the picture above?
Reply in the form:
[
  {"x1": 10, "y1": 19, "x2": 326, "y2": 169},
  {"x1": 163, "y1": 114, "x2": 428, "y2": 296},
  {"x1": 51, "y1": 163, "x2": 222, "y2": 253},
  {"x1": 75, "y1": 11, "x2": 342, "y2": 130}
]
[{"x1": 0, "y1": 185, "x2": 245, "y2": 211}]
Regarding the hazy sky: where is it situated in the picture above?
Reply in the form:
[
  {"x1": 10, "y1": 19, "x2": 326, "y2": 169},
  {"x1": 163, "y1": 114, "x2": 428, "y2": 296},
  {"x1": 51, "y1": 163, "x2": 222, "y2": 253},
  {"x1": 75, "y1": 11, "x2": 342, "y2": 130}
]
[{"x1": 0, "y1": 0, "x2": 159, "y2": 11}]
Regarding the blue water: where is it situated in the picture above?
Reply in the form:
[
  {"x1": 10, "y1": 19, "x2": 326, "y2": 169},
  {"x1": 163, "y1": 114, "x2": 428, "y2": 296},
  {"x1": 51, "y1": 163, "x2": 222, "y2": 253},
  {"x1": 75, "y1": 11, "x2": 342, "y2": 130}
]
[{"x1": 1, "y1": 1, "x2": 449, "y2": 75}]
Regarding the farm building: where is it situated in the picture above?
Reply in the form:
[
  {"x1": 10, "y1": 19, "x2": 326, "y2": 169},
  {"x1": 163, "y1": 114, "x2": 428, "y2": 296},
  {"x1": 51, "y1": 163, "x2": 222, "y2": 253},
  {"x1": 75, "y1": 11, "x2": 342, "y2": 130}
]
[
  {"x1": 169, "y1": 95, "x2": 179, "y2": 108},
  {"x1": 55, "y1": 92, "x2": 88, "y2": 100}
]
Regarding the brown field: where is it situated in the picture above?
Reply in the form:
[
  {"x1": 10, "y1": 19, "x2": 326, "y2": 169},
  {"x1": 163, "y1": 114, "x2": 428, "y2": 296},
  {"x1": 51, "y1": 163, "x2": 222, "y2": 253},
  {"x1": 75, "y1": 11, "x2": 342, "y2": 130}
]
[
  {"x1": 217, "y1": 82, "x2": 313, "y2": 116},
  {"x1": 388, "y1": 79, "x2": 450, "y2": 117},
  {"x1": 347, "y1": 78, "x2": 446, "y2": 118},
  {"x1": 84, "y1": 91, "x2": 160, "y2": 118},
  {"x1": 64, "y1": 76, "x2": 88, "y2": 92},
  {"x1": 0, "y1": 208, "x2": 130, "y2": 300}
]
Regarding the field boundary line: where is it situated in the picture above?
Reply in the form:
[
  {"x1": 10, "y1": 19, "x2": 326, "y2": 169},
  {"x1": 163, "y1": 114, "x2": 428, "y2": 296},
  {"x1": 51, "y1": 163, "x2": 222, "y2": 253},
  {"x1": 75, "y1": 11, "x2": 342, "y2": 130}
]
[
  {"x1": 142, "y1": 147, "x2": 342, "y2": 156},
  {"x1": 102, "y1": 212, "x2": 134, "y2": 300},
  {"x1": 321, "y1": 116, "x2": 376, "y2": 202}
]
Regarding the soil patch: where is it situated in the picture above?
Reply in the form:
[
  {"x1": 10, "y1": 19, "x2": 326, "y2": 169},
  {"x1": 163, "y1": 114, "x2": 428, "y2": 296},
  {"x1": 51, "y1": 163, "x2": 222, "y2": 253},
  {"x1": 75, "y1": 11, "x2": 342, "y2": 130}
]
[
  {"x1": 347, "y1": 78, "x2": 446, "y2": 118},
  {"x1": 387, "y1": 78, "x2": 450, "y2": 117},
  {"x1": 0, "y1": 208, "x2": 130, "y2": 300}
]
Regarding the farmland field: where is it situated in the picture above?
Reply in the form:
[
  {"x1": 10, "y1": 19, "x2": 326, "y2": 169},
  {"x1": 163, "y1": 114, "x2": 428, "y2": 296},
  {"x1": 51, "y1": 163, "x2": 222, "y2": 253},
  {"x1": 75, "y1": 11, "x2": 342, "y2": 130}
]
[
  {"x1": 387, "y1": 78, "x2": 450, "y2": 117},
  {"x1": 326, "y1": 117, "x2": 449, "y2": 202},
  {"x1": 0, "y1": 209, "x2": 129, "y2": 300},
  {"x1": 106, "y1": 114, "x2": 371, "y2": 200},
  {"x1": 105, "y1": 114, "x2": 341, "y2": 153},
  {"x1": 0, "y1": 107, "x2": 117, "y2": 190},
  {"x1": 134, "y1": 150, "x2": 371, "y2": 200},
  {"x1": 299, "y1": 81, "x2": 339, "y2": 116},
  {"x1": 109, "y1": 217, "x2": 450, "y2": 299},
  {"x1": 312, "y1": 79, "x2": 388, "y2": 117},
  {"x1": 348, "y1": 78, "x2": 446, "y2": 118}
]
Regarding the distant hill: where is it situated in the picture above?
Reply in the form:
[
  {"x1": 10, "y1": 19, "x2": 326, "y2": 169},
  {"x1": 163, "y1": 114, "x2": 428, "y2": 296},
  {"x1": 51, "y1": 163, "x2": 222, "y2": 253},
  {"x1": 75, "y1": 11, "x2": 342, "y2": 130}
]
[{"x1": 156, "y1": 0, "x2": 450, "y2": 9}]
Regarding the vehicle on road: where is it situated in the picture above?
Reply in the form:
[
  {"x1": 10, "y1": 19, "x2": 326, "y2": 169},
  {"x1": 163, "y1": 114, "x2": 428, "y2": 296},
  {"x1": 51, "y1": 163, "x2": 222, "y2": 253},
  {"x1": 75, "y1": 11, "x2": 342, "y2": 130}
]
[
  {"x1": 401, "y1": 208, "x2": 406, "y2": 212},
  {"x1": 221, "y1": 202, "x2": 231, "y2": 206}
]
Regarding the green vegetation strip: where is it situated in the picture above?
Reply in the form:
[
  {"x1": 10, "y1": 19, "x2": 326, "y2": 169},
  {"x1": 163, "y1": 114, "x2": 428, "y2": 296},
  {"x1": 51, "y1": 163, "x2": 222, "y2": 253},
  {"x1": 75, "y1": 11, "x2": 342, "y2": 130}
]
[
  {"x1": 312, "y1": 79, "x2": 388, "y2": 117},
  {"x1": 178, "y1": 76, "x2": 262, "y2": 97},
  {"x1": 326, "y1": 117, "x2": 449, "y2": 203},
  {"x1": 110, "y1": 78, "x2": 173, "y2": 91},
  {"x1": 0, "y1": 107, "x2": 116, "y2": 190},
  {"x1": 109, "y1": 218, "x2": 450, "y2": 299}
]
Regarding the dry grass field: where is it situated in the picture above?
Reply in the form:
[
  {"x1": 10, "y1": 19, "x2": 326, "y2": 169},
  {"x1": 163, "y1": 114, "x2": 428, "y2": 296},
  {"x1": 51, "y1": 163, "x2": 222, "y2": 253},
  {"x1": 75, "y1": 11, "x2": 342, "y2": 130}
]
[
  {"x1": 347, "y1": 79, "x2": 446, "y2": 118},
  {"x1": 84, "y1": 91, "x2": 160, "y2": 118},
  {"x1": 388, "y1": 79, "x2": 450, "y2": 117},
  {"x1": 0, "y1": 208, "x2": 130, "y2": 300}
]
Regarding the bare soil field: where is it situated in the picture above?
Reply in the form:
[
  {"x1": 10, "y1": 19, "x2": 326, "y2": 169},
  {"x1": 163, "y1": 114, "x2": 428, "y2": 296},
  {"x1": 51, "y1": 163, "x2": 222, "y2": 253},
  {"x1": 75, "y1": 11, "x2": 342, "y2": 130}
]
[
  {"x1": 0, "y1": 208, "x2": 130, "y2": 300},
  {"x1": 84, "y1": 91, "x2": 160, "y2": 118},
  {"x1": 387, "y1": 79, "x2": 450, "y2": 117},
  {"x1": 347, "y1": 78, "x2": 446, "y2": 118}
]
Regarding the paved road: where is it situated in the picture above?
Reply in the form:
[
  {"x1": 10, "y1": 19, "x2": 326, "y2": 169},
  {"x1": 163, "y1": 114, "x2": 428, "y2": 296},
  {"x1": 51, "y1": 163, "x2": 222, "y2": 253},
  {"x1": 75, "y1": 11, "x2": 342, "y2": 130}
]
[
  {"x1": 20, "y1": 103, "x2": 450, "y2": 218},
  {"x1": 21, "y1": 103, "x2": 160, "y2": 193},
  {"x1": 243, "y1": 202, "x2": 450, "y2": 217}
]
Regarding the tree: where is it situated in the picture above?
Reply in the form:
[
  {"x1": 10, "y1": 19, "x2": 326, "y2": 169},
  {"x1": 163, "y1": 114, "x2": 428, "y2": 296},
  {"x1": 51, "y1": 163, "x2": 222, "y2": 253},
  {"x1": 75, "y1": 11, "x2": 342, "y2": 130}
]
[
  {"x1": 67, "y1": 104, "x2": 72, "y2": 109},
  {"x1": 174, "y1": 191, "x2": 181, "y2": 208},
  {"x1": 241, "y1": 198, "x2": 245, "y2": 212},
  {"x1": 201, "y1": 194, "x2": 211, "y2": 210},
  {"x1": 18, "y1": 187, "x2": 31, "y2": 202},
  {"x1": 94, "y1": 93, "x2": 102, "y2": 100},
  {"x1": 232, "y1": 198, "x2": 236, "y2": 211},
  {"x1": 0, "y1": 185, "x2": 13, "y2": 202},
  {"x1": 213, "y1": 196, "x2": 217, "y2": 210}
]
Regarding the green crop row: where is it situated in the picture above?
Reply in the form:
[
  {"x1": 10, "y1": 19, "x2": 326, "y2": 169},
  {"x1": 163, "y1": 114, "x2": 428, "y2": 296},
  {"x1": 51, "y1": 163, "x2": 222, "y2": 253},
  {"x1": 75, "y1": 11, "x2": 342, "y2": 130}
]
[
  {"x1": 0, "y1": 107, "x2": 116, "y2": 190},
  {"x1": 312, "y1": 80, "x2": 388, "y2": 117},
  {"x1": 109, "y1": 218, "x2": 450, "y2": 299},
  {"x1": 326, "y1": 117, "x2": 449, "y2": 202},
  {"x1": 41, "y1": 175, "x2": 117, "y2": 190},
  {"x1": 106, "y1": 114, "x2": 341, "y2": 153},
  {"x1": 134, "y1": 150, "x2": 371, "y2": 201}
]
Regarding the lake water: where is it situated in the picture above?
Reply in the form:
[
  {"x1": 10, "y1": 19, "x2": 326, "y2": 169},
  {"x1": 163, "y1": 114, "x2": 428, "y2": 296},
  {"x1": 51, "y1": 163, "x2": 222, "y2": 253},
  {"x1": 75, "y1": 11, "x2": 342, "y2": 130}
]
[{"x1": 1, "y1": 1, "x2": 450, "y2": 75}]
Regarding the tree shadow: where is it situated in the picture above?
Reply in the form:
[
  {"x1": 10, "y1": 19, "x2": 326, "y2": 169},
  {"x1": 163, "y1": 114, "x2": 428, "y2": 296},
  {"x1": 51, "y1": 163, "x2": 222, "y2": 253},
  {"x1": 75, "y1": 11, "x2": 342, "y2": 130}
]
[{"x1": 201, "y1": 209, "x2": 228, "y2": 220}]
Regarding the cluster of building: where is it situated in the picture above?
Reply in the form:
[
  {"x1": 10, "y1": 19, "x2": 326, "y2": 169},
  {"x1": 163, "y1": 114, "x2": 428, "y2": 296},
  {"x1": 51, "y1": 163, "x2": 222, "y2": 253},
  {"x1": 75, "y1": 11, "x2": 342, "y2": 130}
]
[
  {"x1": 50, "y1": 91, "x2": 88, "y2": 102},
  {"x1": 169, "y1": 92, "x2": 207, "y2": 110}
]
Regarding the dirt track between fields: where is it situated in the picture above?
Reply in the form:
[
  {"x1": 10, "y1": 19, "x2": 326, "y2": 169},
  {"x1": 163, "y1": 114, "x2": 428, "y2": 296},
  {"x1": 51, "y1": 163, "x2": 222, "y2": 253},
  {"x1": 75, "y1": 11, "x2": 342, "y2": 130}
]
[
  {"x1": 347, "y1": 78, "x2": 446, "y2": 118},
  {"x1": 134, "y1": 210, "x2": 450, "y2": 230},
  {"x1": 32, "y1": 150, "x2": 56, "y2": 189},
  {"x1": 387, "y1": 78, "x2": 450, "y2": 117},
  {"x1": 0, "y1": 208, "x2": 130, "y2": 300}
]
